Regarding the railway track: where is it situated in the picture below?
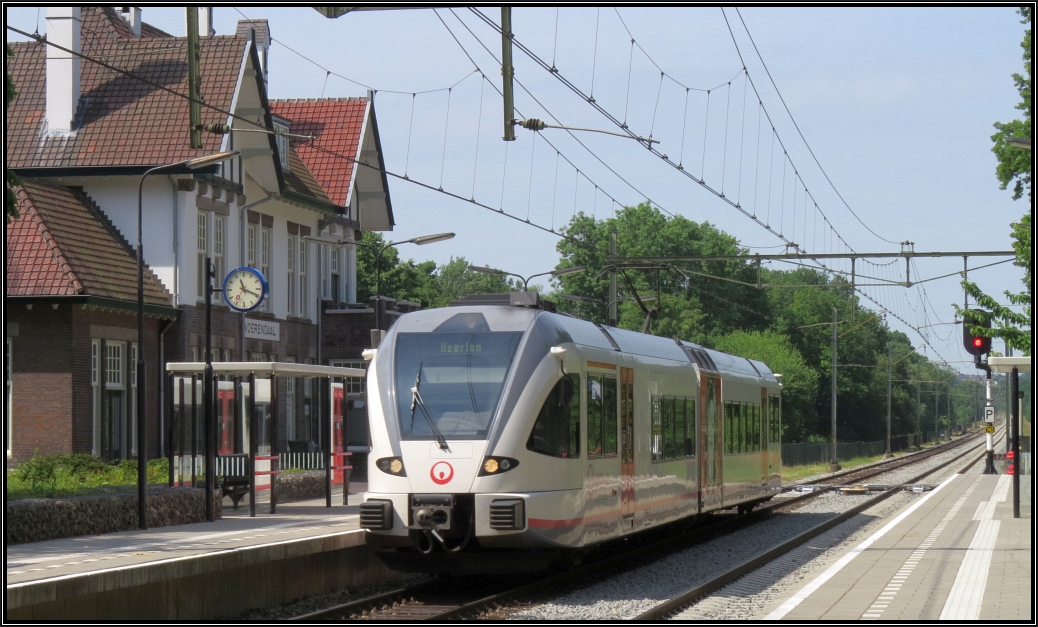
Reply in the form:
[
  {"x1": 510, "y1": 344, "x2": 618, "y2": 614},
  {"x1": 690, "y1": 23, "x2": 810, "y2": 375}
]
[
  {"x1": 634, "y1": 429, "x2": 997, "y2": 620},
  {"x1": 291, "y1": 430, "x2": 988, "y2": 621}
]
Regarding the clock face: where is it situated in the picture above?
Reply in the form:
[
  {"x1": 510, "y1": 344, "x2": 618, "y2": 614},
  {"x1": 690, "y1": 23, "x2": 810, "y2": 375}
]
[{"x1": 223, "y1": 267, "x2": 267, "y2": 312}]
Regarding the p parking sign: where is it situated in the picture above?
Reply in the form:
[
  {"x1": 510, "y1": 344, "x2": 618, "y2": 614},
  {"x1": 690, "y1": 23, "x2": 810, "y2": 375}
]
[{"x1": 984, "y1": 406, "x2": 995, "y2": 423}]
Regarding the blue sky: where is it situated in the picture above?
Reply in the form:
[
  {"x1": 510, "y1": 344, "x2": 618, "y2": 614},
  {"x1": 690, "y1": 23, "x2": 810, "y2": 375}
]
[{"x1": 6, "y1": 7, "x2": 1029, "y2": 371}]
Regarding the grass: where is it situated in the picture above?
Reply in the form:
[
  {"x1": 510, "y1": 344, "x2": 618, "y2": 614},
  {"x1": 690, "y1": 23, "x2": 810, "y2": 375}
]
[
  {"x1": 6, "y1": 453, "x2": 170, "y2": 501},
  {"x1": 782, "y1": 452, "x2": 896, "y2": 482}
]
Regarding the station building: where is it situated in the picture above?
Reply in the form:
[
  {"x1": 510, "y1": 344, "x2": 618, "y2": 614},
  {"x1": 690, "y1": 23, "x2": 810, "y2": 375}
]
[{"x1": 5, "y1": 7, "x2": 405, "y2": 463}]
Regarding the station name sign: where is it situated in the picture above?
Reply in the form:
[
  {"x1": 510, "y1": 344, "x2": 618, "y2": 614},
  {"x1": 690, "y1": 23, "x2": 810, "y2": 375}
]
[{"x1": 245, "y1": 319, "x2": 280, "y2": 342}]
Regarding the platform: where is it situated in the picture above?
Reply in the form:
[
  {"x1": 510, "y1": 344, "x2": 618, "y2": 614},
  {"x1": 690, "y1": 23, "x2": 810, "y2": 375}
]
[
  {"x1": 766, "y1": 471, "x2": 1032, "y2": 621},
  {"x1": 5, "y1": 484, "x2": 391, "y2": 620}
]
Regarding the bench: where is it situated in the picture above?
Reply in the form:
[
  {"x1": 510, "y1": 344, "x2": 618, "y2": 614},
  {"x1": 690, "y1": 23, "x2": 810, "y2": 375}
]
[{"x1": 220, "y1": 476, "x2": 251, "y2": 509}]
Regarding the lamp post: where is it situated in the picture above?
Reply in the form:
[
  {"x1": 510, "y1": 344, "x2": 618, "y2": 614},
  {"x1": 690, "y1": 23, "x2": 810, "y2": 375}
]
[
  {"x1": 136, "y1": 151, "x2": 238, "y2": 530},
  {"x1": 467, "y1": 265, "x2": 587, "y2": 292},
  {"x1": 302, "y1": 232, "x2": 455, "y2": 344},
  {"x1": 557, "y1": 293, "x2": 656, "y2": 323}
]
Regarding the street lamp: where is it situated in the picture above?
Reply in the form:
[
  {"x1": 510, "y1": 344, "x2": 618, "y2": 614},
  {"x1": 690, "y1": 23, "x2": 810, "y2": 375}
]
[
  {"x1": 467, "y1": 265, "x2": 586, "y2": 291},
  {"x1": 359, "y1": 233, "x2": 455, "y2": 334},
  {"x1": 136, "y1": 150, "x2": 238, "y2": 529}
]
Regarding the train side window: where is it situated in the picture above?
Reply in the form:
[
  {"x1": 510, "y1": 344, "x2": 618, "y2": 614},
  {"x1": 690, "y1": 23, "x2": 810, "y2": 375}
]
[
  {"x1": 770, "y1": 394, "x2": 781, "y2": 443},
  {"x1": 746, "y1": 402, "x2": 754, "y2": 453},
  {"x1": 685, "y1": 397, "x2": 696, "y2": 457},
  {"x1": 603, "y1": 376, "x2": 618, "y2": 456},
  {"x1": 723, "y1": 402, "x2": 732, "y2": 455},
  {"x1": 754, "y1": 404, "x2": 761, "y2": 451},
  {"x1": 527, "y1": 373, "x2": 581, "y2": 459},
  {"x1": 651, "y1": 396, "x2": 663, "y2": 462},
  {"x1": 587, "y1": 375, "x2": 603, "y2": 458},
  {"x1": 739, "y1": 402, "x2": 748, "y2": 454},
  {"x1": 672, "y1": 398, "x2": 680, "y2": 458},
  {"x1": 662, "y1": 397, "x2": 674, "y2": 460}
]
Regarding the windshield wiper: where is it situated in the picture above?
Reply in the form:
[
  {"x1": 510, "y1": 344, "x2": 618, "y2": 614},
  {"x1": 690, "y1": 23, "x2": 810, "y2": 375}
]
[{"x1": 411, "y1": 363, "x2": 449, "y2": 451}]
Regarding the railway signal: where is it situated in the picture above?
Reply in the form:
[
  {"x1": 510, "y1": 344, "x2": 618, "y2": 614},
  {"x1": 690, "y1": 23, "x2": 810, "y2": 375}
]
[{"x1": 962, "y1": 314, "x2": 991, "y2": 356}]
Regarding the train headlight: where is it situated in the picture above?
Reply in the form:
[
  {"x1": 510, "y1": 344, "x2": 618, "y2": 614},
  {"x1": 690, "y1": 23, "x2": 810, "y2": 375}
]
[
  {"x1": 376, "y1": 456, "x2": 407, "y2": 476},
  {"x1": 479, "y1": 456, "x2": 520, "y2": 476}
]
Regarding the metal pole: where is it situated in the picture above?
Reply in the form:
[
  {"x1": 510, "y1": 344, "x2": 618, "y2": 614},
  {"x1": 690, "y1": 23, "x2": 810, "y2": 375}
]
[
  {"x1": 325, "y1": 376, "x2": 332, "y2": 508},
  {"x1": 342, "y1": 382, "x2": 349, "y2": 506},
  {"x1": 934, "y1": 388, "x2": 938, "y2": 442},
  {"x1": 915, "y1": 361, "x2": 921, "y2": 449},
  {"x1": 609, "y1": 233, "x2": 618, "y2": 326},
  {"x1": 204, "y1": 257, "x2": 215, "y2": 522},
  {"x1": 829, "y1": 307, "x2": 840, "y2": 471},
  {"x1": 885, "y1": 343, "x2": 892, "y2": 457},
  {"x1": 136, "y1": 173, "x2": 149, "y2": 529},
  {"x1": 501, "y1": 6, "x2": 515, "y2": 141},
  {"x1": 1011, "y1": 367, "x2": 1020, "y2": 518},
  {"x1": 166, "y1": 373, "x2": 174, "y2": 487},
  {"x1": 984, "y1": 371, "x2": 996, "y2": 474},
  {"x1": 270, "y1": 373, "x2": 278, "y2": 514},
  {"x1": 248, "y1": 372, "x2": 257, "y2": 518}
]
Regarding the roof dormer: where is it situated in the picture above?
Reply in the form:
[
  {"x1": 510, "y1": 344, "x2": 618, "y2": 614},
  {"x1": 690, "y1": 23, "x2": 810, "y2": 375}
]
[{"x1": 272, "y1": 114, "x2": 290, "y2": 173}]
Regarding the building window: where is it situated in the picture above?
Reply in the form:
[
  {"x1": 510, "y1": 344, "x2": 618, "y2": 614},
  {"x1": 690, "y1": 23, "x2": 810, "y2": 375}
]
[
  {"x1": 287, "y1": 234, "x2": 296, "y2": 315},
  {"x1": 298, "y1": 238, "x2": 308, "y2": 319},
  {"x1": 103, "y1": 342, "x2": 127, "y2": 461},
  {"x1": 330, "y1": 247, "x2": 341, "y2": 304},
  {"x1": 197, "y1": 212, "x2": 208, "y2": 299},
  {"x1": 213, "y1": 215, "x2": 224, "y2": 290},
  {"x1": 91, "y1": 339, "x2": 101, "y2": 455},
  {"x1": 247, "y1": 224, "x2": 256, "y2": 267},
  {"x1": 274, "y1": 119, "x2": 290, "y2": 170},
  {"x1": 331, "y1": 360, "x2": 367, "y2": 395}
]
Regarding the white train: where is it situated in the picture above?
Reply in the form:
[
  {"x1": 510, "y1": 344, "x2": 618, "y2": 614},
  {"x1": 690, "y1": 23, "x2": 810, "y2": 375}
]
[{"x1": 359, "y1": 294, "x2": 782, "y2": 573}]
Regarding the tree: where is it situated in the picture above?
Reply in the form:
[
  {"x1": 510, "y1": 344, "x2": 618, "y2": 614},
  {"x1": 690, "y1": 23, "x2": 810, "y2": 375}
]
[
  {"x1": 554, "y1": 203, "x2": 769, "y2": 344},
  {"x1": 959, "y1": 7, "x2": 1033, "y2": 355},
  {"x1": 6, "y1": 45, "x2": 20, "y2": 222},
  {"x1": 714, "y1": 330, "x2": 817, "y2": 442}
]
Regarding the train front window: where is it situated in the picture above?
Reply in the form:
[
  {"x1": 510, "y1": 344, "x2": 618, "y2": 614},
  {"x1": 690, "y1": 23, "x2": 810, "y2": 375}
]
[{"x1": 395, "y1": 332, "x2": 524, "y2": 440}]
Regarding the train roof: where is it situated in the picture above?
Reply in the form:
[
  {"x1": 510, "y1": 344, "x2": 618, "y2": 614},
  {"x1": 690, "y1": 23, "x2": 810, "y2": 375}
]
[{"x1": 396, "y1": 303, "x2": 778, "y2": 383}]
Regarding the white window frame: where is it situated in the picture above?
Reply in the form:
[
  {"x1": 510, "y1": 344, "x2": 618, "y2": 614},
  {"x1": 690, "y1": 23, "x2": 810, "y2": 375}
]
[
  {"x1": 298, "y1": 237, "x2": 309, "y2": 319},
  {"x1": 274, "y1": 119, "x2": 290, "y2": 171},
  {"x1": 260, "y1": 225, "x2": 272, "y2": 312},
  {"x1": 287, "y1": 233, "x2": 297, "y2": 316},
  {"x1": 197, "y1": 212, "x2": 208, "y2": 299},
  {"x1": 331, "y1": 360, "x2": 367, "y2": 395},
  {"x1": 213, "y1": 215, "x2": 225, "y2": 292}
]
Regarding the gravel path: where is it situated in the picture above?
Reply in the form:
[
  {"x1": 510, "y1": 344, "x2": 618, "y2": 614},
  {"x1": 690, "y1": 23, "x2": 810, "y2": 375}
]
[
  {"x1": 509, "y1": 436, "x2": 985, "y2": 621},
  {"x1": 234, "y1": 573, "x2": 431, "y2": 620}
]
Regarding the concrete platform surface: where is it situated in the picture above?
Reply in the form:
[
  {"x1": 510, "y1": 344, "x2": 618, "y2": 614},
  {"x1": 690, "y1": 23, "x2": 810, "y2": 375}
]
[
  {"x1": 766, "y1": 472, "x2": 1033, "y2": 621},
  {"x1": 6, "y1": 482, "x2": 366, "y2": 587}
]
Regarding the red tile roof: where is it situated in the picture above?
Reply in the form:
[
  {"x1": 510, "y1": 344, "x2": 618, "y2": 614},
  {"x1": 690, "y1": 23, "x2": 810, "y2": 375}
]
[
  {"x1": 5, "y1": 7, "x2": 245, "y2": 169},
  {"x1": 6, "y1": 181, "x2": 171, "y2": 306},
  {"x1": 270, "y1": 98, "x2": 368, "y2": 207}
]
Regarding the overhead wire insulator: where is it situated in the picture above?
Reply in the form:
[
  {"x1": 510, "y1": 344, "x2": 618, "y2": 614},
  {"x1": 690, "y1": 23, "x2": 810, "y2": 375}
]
[
  {"x1": 517, "y1": 118, "x2": 547, "y2": 131},
  {"x1": 196, "y1": 123, "x2": 232, "y2": 135}
]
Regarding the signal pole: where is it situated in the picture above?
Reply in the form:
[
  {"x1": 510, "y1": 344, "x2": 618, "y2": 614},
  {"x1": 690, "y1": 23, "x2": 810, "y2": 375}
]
[
  {"x1": 983, "y1": 368, "x2": 996, "y2": 473},
  {"x1": 885, "y1": 342, "x2": 893, "y2": 457},
  {"x1": 828, "y1": 308, "x2": 840, "y2": 471},
  {"x1": 915, "y1": 361, "x2": 922, "y2": 449}
]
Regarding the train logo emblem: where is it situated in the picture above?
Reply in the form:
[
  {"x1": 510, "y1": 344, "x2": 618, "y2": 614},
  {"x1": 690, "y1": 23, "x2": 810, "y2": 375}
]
[{"x1": 430, "y1": 461, "x2": 454, "y2": 485}]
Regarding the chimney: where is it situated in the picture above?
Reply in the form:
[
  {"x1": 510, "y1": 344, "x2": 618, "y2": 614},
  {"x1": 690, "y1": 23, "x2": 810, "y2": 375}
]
[
  {"x1": 198, "y1": 7, "x2": 215, "y2": 37},
  {"x1": 45, "y1": 7, "x2": 82, "y2": 136},
  {"x1": 116, "y1": 7, "x2": 142, "y2": 37},
  {"x1": 236, "y1": 19, "x2": 270, "y2": 88}
]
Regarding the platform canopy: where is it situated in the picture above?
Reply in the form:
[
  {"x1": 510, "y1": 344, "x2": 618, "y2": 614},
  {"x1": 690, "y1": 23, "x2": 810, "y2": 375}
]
[
  {"x1": 166, "y1": 362, "x2": 365, "y2": 378},
  {"x1": 987, "y1": 357, "x2": 1032, "y2": 374}
]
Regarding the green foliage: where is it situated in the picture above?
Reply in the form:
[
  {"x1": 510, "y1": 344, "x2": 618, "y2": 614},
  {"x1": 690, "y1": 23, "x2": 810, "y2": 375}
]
[
  {"x1": 714, "y1": 330, "x2": 818, "y2": 442},
  {"x1": 962, "y1": 7, "x2": 1033, "y2": 355},
  {"x1": 9, "y1": 453, "x2": 169, "y2": 499},
  {"x1": 6, "y1": 45, "x2": 21, "y2": 223}
]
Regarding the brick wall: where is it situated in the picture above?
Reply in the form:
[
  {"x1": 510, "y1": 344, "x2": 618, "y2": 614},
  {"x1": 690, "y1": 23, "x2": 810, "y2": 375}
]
[{"x1": 6, "y1": 302, "x2": 167, "y2": 462}]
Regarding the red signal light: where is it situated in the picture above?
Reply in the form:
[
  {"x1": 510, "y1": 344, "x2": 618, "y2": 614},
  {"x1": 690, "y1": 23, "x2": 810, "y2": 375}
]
[
  {"x1": 974, "y1": 338, "x2": 983, "y2": 348},
  {"x1": 963, "y1": 314, "x2": 992, "y2": 356}
]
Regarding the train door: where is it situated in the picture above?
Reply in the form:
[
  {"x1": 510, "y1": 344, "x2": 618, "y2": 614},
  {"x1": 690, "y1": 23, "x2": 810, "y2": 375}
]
[
  {"x1": 620, "y1": 367, "x2": 636, "y2": 525},
  {"x1": 699, "y1": 373, "x2": 723, "y2": 512},
  {"x1": 584, "y1": 368, "x2": 621, "y2": 542},
  {"x1": 760, "y1": 388, "x2": 768, "y2": 490},
  {"x1": 331, "y1": 381, "x2": 345, "y2": 485}
]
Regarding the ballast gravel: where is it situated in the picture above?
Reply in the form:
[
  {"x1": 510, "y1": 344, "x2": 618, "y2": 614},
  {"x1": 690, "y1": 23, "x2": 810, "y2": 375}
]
[
  {"x1": 509, "y1": 437, "x2": 983, "y2": 621},
  {"x1": 234, "y1": 573, "x2": 431, "y2": 620}
]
